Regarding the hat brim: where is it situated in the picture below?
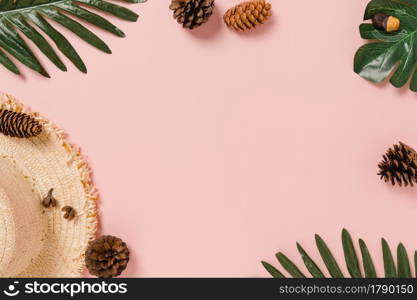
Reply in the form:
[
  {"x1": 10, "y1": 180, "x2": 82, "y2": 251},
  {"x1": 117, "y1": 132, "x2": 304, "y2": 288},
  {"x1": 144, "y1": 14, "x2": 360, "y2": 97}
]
[{"x1": 0, "y1": 93, "x2": 98, "y2": 277}]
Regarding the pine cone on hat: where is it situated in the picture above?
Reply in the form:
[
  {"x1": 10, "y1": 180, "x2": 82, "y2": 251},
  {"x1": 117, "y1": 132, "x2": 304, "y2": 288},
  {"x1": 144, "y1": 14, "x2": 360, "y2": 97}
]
[
  {"x1": 224, "y1": 0, "x2": 272, "y2": 32},
  {"x1": 85, "y1": 235, "x2": 130, "y2": 278},
  {"x1": 169, "y1": 0, "x2": 215, "y2": 29},
  {"x1": 378, "y1": 142, "x2": 417, "y2": 187},
  {"x1": 0, "y1": 109, "x2": 42, "y2": 138}
]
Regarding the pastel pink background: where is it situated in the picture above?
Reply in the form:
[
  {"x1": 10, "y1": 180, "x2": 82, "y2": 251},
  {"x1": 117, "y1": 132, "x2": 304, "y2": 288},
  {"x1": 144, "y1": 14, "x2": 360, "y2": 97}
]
[{"x1": 2, "y1": 0, "x2": 417, "y2": 277}]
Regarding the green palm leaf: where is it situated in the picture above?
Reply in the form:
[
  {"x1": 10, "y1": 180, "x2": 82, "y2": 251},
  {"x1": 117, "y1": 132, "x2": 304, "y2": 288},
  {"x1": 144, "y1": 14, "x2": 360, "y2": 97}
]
[
  {"x1": 261, "y1": 261, "x2": 285, "y2": 278},
  {"x1": 359, "y1": 239, "x2": 377, "y2": 278},
  {"x1": 275, "y1": 252, "x2": 306, "y2": 278},
  {"x1": 262, "y1": 229, "x2": 416, "y2": 278},
  {"x1": 397, "y1": 243, "x2": 412, "y2": 278},
  {"x1": 414, "y1": 251, "x2": 417, "y2": 278},
  {"x1": 315, "y1": 234, "x2": 344, "y2": 278},
  {"x1": 0, "y1": 0, "x2": 146, "y2": 76},
  {"x1": 382, "y1": 238, "x2": 397, "y2": 277},
  {"x1": 296, "y1": 243, "x2": 325, "y2": 278},
  {"x1": 342, "y1": 228, "x2": 362, "y2": 278}
]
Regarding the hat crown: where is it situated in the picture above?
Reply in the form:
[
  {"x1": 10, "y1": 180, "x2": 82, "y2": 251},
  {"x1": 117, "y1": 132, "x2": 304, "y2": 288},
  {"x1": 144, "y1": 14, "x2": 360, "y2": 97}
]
[{"x1": 0, "y1": 157, "x2": 43, "y2": 276}]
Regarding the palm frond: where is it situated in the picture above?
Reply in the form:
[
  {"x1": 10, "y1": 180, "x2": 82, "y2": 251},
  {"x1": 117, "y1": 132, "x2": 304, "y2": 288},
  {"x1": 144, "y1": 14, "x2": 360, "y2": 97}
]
[
  {"x1": 0, "y1": 0, "x2": 146, "y2": 77},
  {"x1": 358, "y1": 239, "x2": 376, "y2": 278},
  {"x1": 262, "y1": 229, "x2": 416, "y2": 278},
  {"x1": 261, "y1": 261, "x2": 285, "y2": 278},
  {"x1": 382, "y1": 238, "x2": 397, "y2": 278},
  {"x1": 296, "y1": 243, "x2": 325, "y2": 278},
  {"x1": 342, "y1": 229, "x2": 362, "y2": 278},
  {"x1": 315, "y1": 233, "x2": 344, "y2": 278},
  {"x1": 275, "y1": 252, "x2": 306, "y2": 278},
  {"x1": 397, "y1": 243, "x2": 411, "y2": 278}
]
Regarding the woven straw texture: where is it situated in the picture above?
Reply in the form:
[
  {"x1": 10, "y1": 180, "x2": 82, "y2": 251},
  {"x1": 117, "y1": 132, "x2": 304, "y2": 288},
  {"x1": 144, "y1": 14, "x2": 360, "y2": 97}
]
[{"x1": 0, "y1": 93, "x2": 98, "y2": 277}]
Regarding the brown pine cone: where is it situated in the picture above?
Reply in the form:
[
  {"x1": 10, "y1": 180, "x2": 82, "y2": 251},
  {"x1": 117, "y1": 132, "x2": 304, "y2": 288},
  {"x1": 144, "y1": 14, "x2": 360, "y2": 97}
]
[
  {"x1": 85, "y1": 235, "x2": 130, "y2": 278},
  {"x1": 169, "y1": 0, "x2": 215, "y2": 30},
  {"x1": 224, "y1": 0, "x2": 272, "y2": 32},
  {"x1": 378, "y1": 142, "x2": 417, "y2": 187},
  {"x1": 62, "y1": 206, "x2": 76, "y2": 220},
  {"x1": 41, "y1": 189, "x2": 57, "y2": 208},
  {"x1": 0, "y1": 109, "x2": 42, "y2": 138}
]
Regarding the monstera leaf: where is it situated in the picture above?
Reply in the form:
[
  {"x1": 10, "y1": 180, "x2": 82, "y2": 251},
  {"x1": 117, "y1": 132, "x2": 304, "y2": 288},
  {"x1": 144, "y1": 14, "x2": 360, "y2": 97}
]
[
  {"x1": 0, "y1": 0, "x2": 146, "y2": 77},
  {"x1": 354, "y1": 0, "x2": 417, "y2": 91},
  {"x1": 262, "y1": 229, "x2": 416, "y2": 278}
]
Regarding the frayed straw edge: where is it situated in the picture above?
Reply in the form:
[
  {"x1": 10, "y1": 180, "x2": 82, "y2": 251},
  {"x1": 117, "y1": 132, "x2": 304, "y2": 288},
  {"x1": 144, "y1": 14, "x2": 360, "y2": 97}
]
[{"x1": 0, "y1": 93, "x2": 99, "y2": 276}]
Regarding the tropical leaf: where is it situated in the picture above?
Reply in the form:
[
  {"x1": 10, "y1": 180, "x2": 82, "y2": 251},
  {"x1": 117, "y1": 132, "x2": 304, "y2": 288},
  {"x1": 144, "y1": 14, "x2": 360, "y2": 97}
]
[
  {"x1": 315, "y1": 234, "x2": 344, "y2": 278},
  {"x1": 397, "y1": 243, "x2": 412, "y2": 277},
  {"x1": 261, "y1": 261, "x2": 285, "y2": 278},
  {"x1": 354, "y1": 0, "x2": 417, "y2": 91},
  {"x1": 296, "y1": 243, "x2": 325, "y2": 278},
  {"x1": 275, "y1": 252, "x2": 306, "y2": 278},
  {"x1": 359, "y1": 239, "x2": 377, "y2": 278},
  {"x1": 342, "y1": 228, "x2": 362, "y2": 278},
  {"x1": 0, "y1": 0, "x2": 146, "y2": 77},
  {"x1": 414, "y1": 251, "x2": 417, "y2": 277},
  {"x1": 382, "y1": 238, "x2": 397, "y2": 277},
  {"x1": 262, "y1": 229, "x2": 416, "y2": 278}
]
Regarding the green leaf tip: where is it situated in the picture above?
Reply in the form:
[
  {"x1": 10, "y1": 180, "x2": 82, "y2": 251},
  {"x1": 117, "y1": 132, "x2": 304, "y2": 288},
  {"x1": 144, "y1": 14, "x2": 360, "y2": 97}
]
[
  {"x1": 382, "y1": 238, "x2": 397, "y2": 278},
  {"x1": 275, "y1": 252, "x2": 306, "y2": 278},
  {"x1": 261, "y1": 261, "x2": 285, "y2": 278},
  {"x1": 397, "y1": 243, "x2": 411, "y2": 278},
  {"x1": 342, "y1": 229, "x2": 362, "y2": 278},
  {"x1": 296, "y1": 242, "x2": 325, "y2": 278},
  {"x1": 359, "y1": 238, "x2": 377, "y2": 278},
  {"x1": 315, "y1": 234, "x2": 344, "y2": 278}
]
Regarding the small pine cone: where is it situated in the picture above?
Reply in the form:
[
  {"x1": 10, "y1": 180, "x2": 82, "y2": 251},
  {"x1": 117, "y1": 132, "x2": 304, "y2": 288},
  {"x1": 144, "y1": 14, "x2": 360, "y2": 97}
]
[
  {"x1": 85, "y1": 235, "x2": 130, "y2": 278},
  {"x1": 41, "y1": 189, "x2": 57, "y2": 208},
  {"x1": 224, "y1": 0, "x2": 272, "y2": 32},
  {"x1": 378, "y1": 142, "x2": 417, "y2": 187},
  {"x1": 62, "y1": 206, "x2": 76, "y2": 220},
  {"x1": 0, "y1": 109, "x2": 42, "y2": 138},
  {"x1": 169, "y1": 0, "x2": 215, "y2": 30}
]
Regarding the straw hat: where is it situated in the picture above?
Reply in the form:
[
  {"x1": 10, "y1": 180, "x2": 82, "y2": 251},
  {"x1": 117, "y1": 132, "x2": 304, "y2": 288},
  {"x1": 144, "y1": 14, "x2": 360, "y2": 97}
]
[{"x1": 0, "y1": 93, "x2": 98, "y2": 277}]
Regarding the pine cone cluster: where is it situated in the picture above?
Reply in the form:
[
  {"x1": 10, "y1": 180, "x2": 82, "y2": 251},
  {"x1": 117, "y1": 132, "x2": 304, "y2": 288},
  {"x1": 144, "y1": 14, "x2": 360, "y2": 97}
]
[
  {"x1": 224, "y1": 0, "x2": 272, "y2": 32},
  {"x1": 378, "y1": 142, "x2": 417, "y2": 187},
  {"x1": 170, "y1": 0, "x2": 215, "y2": 29},
  {"x1": 85, "y1": 235, "x2": 130, "y2": 278},
  {"x1": 0, "y1": 109, "x2": 42, "y2": 138}
]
